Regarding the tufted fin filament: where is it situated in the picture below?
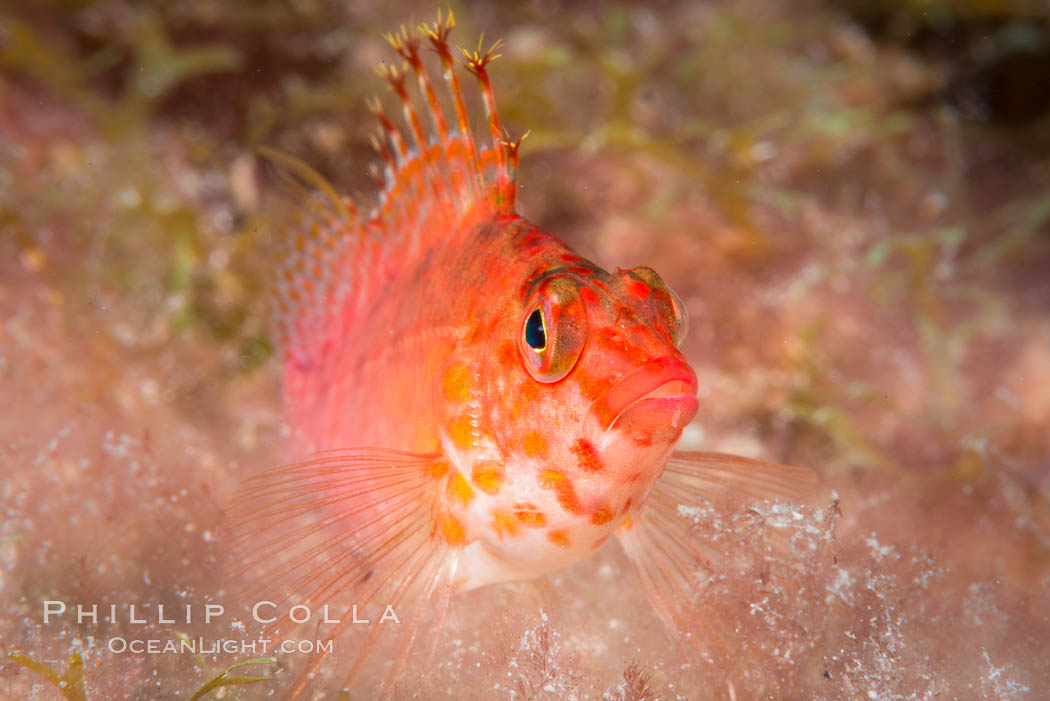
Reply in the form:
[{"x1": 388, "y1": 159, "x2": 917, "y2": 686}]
[{"x1": 266, "y1": 10, "x2": 523, "y2": 368}]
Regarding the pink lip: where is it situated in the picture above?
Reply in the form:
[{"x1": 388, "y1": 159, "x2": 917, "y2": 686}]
[{"x1": 589, "y1": 356, "x2": 699, "y2": 431}]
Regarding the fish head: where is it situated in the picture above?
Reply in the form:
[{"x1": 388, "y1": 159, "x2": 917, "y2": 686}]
[
  {"x1": 488, "y1": 260, "x2": 699, "y2": 514},
  {"x1": 440, "y1": 258, "x2": 700, "y2": 586}
]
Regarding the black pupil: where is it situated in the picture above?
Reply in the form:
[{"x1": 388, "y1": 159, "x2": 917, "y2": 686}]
[{"x1": 525, "y1": 309, "x2": 546, "y2": 350}]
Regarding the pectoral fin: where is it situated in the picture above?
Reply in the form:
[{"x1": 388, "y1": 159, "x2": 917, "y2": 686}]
[
  {"x1": 617, "y1": 451, "x2": 818, "y2": 659},
  {"x1": 227, "y1": 448, "x2": 460, "y2": 699}
]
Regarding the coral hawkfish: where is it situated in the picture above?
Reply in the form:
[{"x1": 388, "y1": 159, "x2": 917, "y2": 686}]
[{"x1": 232, "y1": 11, "x2": 816, "y2": 698}]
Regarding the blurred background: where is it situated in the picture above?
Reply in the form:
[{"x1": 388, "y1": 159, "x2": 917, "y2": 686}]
[{"x1": 1, "y1": 0, "x2": 1048, "y2": 698}]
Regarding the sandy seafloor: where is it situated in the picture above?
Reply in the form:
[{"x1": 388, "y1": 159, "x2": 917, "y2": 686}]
[{"x1": 2, "y1": 1, "x2": 1049, "y2": 699}]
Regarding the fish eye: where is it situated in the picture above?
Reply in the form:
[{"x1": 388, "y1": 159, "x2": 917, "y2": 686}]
[
  {"x1": 518, "y1": 277, "x2": 588, "y2": 383},
  {"x1": 524, "y1": 308, "x2": 546, "y2": 351},
  {"x1": 667, "y1": 286, "x2": 689, "y2": 349}
]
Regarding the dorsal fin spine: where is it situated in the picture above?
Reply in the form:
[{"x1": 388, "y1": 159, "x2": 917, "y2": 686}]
[
  {"x1": 424, "y1": 10, "x2": 483, "y2": 202},
  {"x1": 391, "y1": 25, "x2": 473, "y2": 214},
  {"x1": 462, "y1": 37, "x2": 508, "y2": 178},
  {"x1": 384, "y1": 63, "x2": 426, "y2": 151},
  {"x1": 369, "y1": 96, "x2": 422, "y2": 233},
  {"x1": 380, "y1": 44, "x2": 456, "y2": 221},
  {"x1": 502, "y1": 132, "x2": 527, "y2": 208},
  {"x1": 367, "y1": 96, "x2": 408, "y2": 165},
  {"x1": 389, "y1": 26, "x2": 451, "y2": 144},
  {"x1": 369, "y1": 129, "x2": 394, "y2": 191}
]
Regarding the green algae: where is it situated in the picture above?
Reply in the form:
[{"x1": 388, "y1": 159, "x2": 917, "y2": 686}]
[
  {"x1": 5, "y1": 649, "x2": 276, "y2": 700},
  {"x1": 0, "y1": 9, "x2": 240, "y2": 135},
  {"x1": 186, "y1": 655, "x2": 276, "y2": 701},
  {"x1": 7, "y1": 652, "x2": 88, "y2": 701}
]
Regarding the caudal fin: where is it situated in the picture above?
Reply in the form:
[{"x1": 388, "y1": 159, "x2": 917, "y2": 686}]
[{"x1": 617, "y1": 451, "x2": 819, "y2": 662}]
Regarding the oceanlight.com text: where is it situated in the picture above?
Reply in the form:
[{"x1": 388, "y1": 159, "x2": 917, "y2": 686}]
[{"x1": 107, "y1": 637, "x2": 335, "y2": 655}]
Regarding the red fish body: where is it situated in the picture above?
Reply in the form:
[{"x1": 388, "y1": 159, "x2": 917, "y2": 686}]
[
  {"x1": 284, "y1": 213, "x2": 699, "y2": 587},
  {"x1": 236, "y1": 12, "x2": 816, "y2": 697}
]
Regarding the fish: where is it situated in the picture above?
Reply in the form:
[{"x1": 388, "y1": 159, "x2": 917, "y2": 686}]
[{"x1": 231, "y1": 10, "x2": 817, "y2": 698}]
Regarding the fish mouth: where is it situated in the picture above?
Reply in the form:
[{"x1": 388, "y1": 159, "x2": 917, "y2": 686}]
[{"x1": 589, "y1": 356, "x2": 699, "y2": 433}]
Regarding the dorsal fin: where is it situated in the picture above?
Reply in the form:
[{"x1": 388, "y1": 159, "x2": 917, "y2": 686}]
[
  {"x1": 259, "y1": 147, "x2": 363, "y2": 363},
  {"x1": 376, "y1": 10, "x2": 524, "y2": 223},
  {"x1": 266, "y1": 10, "x2": 525, "y2": 363}
]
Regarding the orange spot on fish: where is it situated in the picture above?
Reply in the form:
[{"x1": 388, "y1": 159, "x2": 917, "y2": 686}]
[
  {"x1": 547, "y1": 529, "x2": 571, "y2": 548},
  {"x1": 590, "y1": 506, "x2": 614, "y2": 526},
  {"x1": 514, "y1": 504, "x2": 547, "y2": 527},
  {"x1": 538, "y1": 469, "x2": 566, "y2": 488},
  {"x1": 471, "y1": 462, "x2": 504, "y2": 494},
  {"x1": 573, "y1": 370, "x2": 605, "y2": 401},
  {"x1": 448, "y1": 415, "x2": 476, "y2": 449},
  {"x1": 522, "y1": 431, "x2": 547, "y2": 458},
  {"x1": 448, "y1": 471, "x2": 475, "y2": 505},
  {"x1": 509, "y1": 383, "x2": 539, "y2": 420},
  {"x1": 428, "y1": 459, "x2": 450, "y2": 479},
  {"x1": 572, "y1": 438, "x2": 603, "y2": 473},
  {"x1": 519, "y1": 230, "x2": 547, "y2": 251},
  {"x1": 538, "y1": 470, "x2": 582, "y2": 514},
  {"x1": 439, "y1": 514, "x2": 466, "y2": 546},
  {"x1": 627, "y1": 279, "x2": 651, "y2": 299},
  {"x1": 491, "y1": 509, "x2": 520, "y2": 538},
  {"x1": 557, "y1": 488, "x2": 581, "y2": 514},
  {"x1": 579, "y1": 286, "x2": 601, "y2": 306},
  {"x1": 619, "y1": 513, "x2": 634, "y2": 532},
  {"x1": 442, "y1": 363, "x2": 472, "y2": 401}
]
